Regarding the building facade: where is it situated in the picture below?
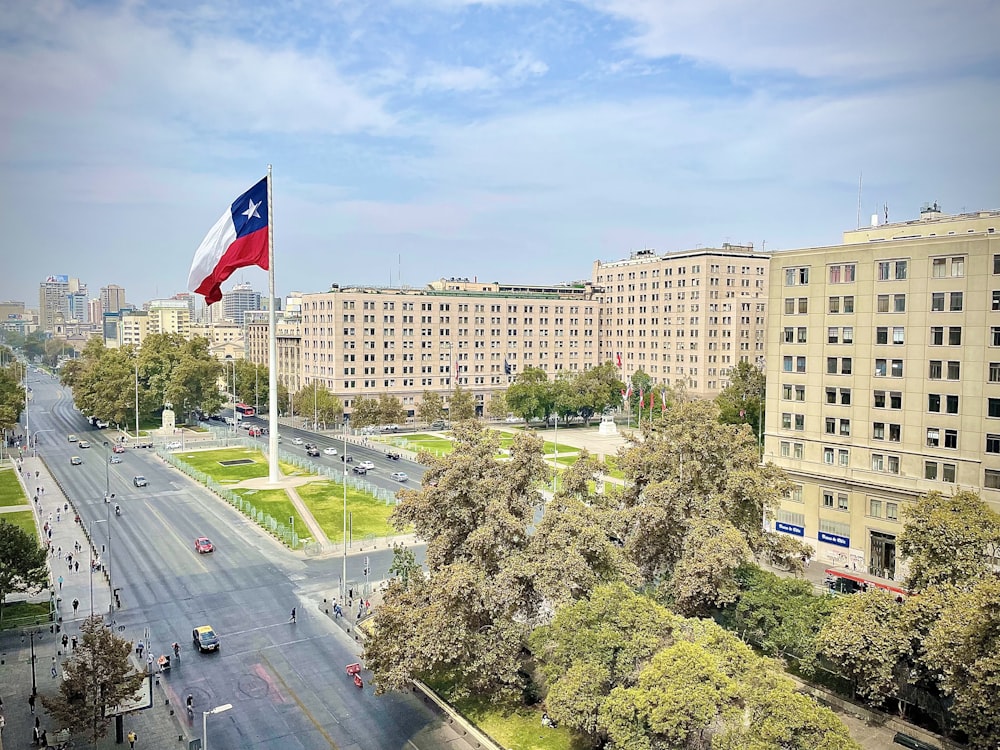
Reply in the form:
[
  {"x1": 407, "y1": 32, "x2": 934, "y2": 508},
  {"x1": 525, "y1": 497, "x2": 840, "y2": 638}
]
[
  {"x1": 100, "y1": 284, "x2": 127, "y2": 314},
  {"x1": 764, "y1": 208, "x2": 1000, "y2": 581},
  {"x1": 38, "y1": 275, "x2": 70, "y2": 331},
  {"x1": 592, "y1": 245, "x2": 770, "y2": 397},
  {"x1": 222, "y1": 282, "x2": 262, "y2": 326}
]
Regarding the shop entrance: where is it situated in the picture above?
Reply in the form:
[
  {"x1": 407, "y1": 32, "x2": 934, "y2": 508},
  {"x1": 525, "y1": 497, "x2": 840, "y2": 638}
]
[{"x1": 869, "y1": 531, "x2": 897, "y2": 580}]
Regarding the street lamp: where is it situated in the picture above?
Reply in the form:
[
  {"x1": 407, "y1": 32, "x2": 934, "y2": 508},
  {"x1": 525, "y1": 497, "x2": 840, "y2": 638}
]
[
  {"x1": 755, "y1": 356, "x2": 766, "y2": 460},
  {"x1": 23, "y1": 627, "x2": 42, "y2": 696},
  {"x1": 32, "y1": 428, "x2": 54, "y2": 459},
  {"x1": 342, "y1": 421, "x2": 348, "y2": 604},
  {"x1": 203, "y1": 703, "x2": 233, "y2": 750}
]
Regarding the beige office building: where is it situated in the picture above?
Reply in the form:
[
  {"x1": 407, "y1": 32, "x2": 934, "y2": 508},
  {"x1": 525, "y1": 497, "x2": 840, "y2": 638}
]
[
  {"x1": 592, "y1": 245, "x2": 769, "y2": 396},
  {"x1": 764, "y1": 206, "x2": 1000, "y2": 581},
  {"x1": 270, "y1": 280, "x2": 597, "y2": 418},
  {"x1": 247, "y1": 312, "x2": 303, "y2": 394}
]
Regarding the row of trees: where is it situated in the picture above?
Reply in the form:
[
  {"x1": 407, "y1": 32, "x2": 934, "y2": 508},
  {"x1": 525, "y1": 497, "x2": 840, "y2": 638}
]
[
  {"x1": 504, "y1": 362, "x2": 624, "y2": 424},
  {"x1": 0, "y1": 346, "x2": 27, "y2": 432},
  {"x1": 1, "y1": 330, "x2": 76, "y2": 369},
  {"x1": 363, "y1": 405, "x2": 856, "y2": 748}
]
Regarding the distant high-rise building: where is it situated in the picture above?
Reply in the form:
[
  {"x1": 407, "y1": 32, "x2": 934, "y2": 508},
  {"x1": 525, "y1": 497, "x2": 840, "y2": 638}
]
[
  {"x1": 38, "y1": 274, "x2": 70, "y2": 331},
  {"x1": 67, "y1": 291, "x2": 89, "y2": 323},
  {"x1": 88, "y1": 298, "x2": 103, "y2": 324},
  {"x1": 100, "y1": 284, "x2": 127, "y2": 314},
  {"x1": 222, "y1": 282, "x2": 262, "y2": 326},
  {"x1": 0, "y1": 301, "x2": 27, "y2": 333}
]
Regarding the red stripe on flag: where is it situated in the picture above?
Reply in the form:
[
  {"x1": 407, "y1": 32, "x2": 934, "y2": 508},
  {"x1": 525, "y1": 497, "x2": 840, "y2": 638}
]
[{"x1": 194, "y1": 227, "x2": 269, "y2": 305}]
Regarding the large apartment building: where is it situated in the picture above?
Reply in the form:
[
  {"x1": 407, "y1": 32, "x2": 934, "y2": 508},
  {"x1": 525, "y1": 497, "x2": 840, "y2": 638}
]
[
  {"x1": 592, "y1": 244, "x2": 769, "y2": 396},
  {"x1": 764, "y1": 206, "x2": 1000, "y2": 581}
]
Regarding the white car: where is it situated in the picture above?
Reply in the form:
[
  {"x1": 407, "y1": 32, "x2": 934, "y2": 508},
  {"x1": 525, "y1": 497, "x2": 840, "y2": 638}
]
[
  {"x1": 390, "y1": 471, "x2": 408, "y2": 482},
  {"x1": 109, "y1": 456, "x2": 122, "y2": 464},
  {"x1": 358, "y1": 460, "x2": 375, "y2": 471},
  {"x1": 292, "y1": 437, "x2": 304, "y2": 445},
  {"x1": 166, "y1": 441, "x2": 182, "y2": 450},
  {"x1": 323, "y1": 446, "x2": 338, "y2": 456}
]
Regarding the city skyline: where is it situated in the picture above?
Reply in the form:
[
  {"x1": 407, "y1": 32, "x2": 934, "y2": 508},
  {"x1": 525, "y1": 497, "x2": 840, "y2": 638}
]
[{"x1": 1, "y1": 1, "x2": 998, "y2": 305}]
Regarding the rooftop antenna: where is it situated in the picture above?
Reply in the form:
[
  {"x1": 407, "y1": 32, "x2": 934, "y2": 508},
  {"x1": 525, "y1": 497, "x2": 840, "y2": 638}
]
[
  {"x1": 884, "y1": 203, "x2": 889, "y2": 224},
  {"x1": 856, "y1": 171, "x2": 863, "y2": 229}
]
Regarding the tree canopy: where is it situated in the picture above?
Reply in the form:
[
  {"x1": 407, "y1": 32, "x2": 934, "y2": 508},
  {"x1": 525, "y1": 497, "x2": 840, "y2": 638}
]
[
  {"x1": 0, "y1": 519, "x2": 48, "y2": 621},
  {"x1": 294, "y1": 381, "x2": 343, "y2": 428}
]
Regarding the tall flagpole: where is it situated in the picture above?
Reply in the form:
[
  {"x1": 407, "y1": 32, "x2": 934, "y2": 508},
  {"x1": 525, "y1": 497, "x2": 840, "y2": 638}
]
[{"x1": 266, "y1": 165, "x2": 280, "y2": 484}]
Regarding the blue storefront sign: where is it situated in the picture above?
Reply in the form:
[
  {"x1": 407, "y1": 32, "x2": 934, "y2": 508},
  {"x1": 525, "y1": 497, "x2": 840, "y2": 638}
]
[
  {"x1": 775, "y1": 521, "x2": 805, "y2": 537},
  {"x1": 818, "y1": 531, "x2": 850, "y2": 548}
]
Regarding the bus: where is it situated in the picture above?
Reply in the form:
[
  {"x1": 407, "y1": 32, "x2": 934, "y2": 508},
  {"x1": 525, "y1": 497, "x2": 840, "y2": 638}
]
[
  {"x1": 823, "y1": 569, "x2": 908, "y2": 601},
  {"x1": 235, "y1": 403, "x2": 255, "y2": 418}
]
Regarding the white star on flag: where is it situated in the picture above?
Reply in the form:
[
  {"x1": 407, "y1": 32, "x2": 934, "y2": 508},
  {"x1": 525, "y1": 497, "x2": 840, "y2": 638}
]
[{"x1": 242, "y1": 198, "x2": 262, "y2": 220}]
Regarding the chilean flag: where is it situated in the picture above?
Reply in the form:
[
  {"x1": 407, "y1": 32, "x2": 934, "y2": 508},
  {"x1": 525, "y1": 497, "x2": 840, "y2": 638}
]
[{"x1": 188, "y1": 178, "x2": 269, "y2": 305}]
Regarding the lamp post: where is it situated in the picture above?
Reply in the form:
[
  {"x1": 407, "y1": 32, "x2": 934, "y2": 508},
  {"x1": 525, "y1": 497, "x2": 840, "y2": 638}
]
[
  {"x1": 134, "y1": 353, "x2": 140, "y2": 439},
  {"x1": 24, "y1": 627, "x2": 41, "y2": 696},
  {"x1": 313, "y1": 380, "x2": 318, "y2": 431},
  {"x1": 32, "y1": 428, "x2": 54, "y2": 459},
  {"x1": 342, "y1": 421, "x2": 348, "y2": 604},
  {"x1": 203, "y1": 703, "x2": 233, "y2": 750},
  {"x1": 755, "y1": 356, "x2": 766, "y2": 460}
]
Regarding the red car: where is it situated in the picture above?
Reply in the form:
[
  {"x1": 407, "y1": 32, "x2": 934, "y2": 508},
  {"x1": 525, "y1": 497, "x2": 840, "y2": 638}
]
[
  {"x1": 112, "y1": 445, "x2": 126, "y2": 454},
  {"x1": 194, "y1": 537, "x2": 214, "y2": 554}
]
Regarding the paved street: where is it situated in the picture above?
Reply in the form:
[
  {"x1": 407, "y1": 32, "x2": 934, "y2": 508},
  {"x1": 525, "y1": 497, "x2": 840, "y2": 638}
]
[{"x1": 1, "y1": 370, "x2": 470, "y2": 750}]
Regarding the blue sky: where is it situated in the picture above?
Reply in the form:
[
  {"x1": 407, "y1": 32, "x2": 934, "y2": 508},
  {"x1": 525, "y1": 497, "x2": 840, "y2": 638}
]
[{"x1": 1, "y1": 0, "x2": 998, "y2": 307}]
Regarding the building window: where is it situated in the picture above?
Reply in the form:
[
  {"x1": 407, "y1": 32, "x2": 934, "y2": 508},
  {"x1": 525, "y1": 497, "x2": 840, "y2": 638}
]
[
  {"x1": 947, "y1": 361, "x2": 961, "y2": 380},
  {"x1": 823, "y1": 491, "x2": 834, "y2": 508},
  {"x1": 828, "y1": 327, "x2": 839, "y2": 344},
  {"x1": 875, "y1": 359, "x2": 887, "y2": 377},
  {"x1": 986, "y1": 469, "x2": 1000, "y2": 490},
  {"x1": 950, "y1": 292, "x2": 964, "y2": 312},
  {"x1": 843, "y1": 327, "x2": 854, "y2": 344},
  {"x1": 925, "y1": 461, "x2": 938, "y2": 480},
  {"x1": 840, "y1": 419, "x2": 851, "y2": 436},
  {"x1": 782, "y1": 413, "x2": 791, "y2": 429},
  {"x1": 780, "y1": 441, "x2": 790, "y2": 457},
  {"x1": 931, "y1": 292, "x2": 945, "y2": 312},
  {"x1": 839, "y1": 449, "x2": 849, "y2": 466},
  {"x1": 932, "y1": 258, "x2": 947, "y2": 278},
  {"x1": 797, "y1": 357, "x2": 806, "y2": 373},
  {"x1": 929, "y1": 360, "x2": 942, "y2": 379},
  {"x1": 874, "y1": 391, "x2": 886, "y2": 408},
  {"x1": 886, "y1": 503, "x2": 898, "y2": 521},
  {"x1": 986, "y1": 434, "x2": 1000, "y2": 454},
  {"x1": 877, "y1": 295, "x2": 890, "y2": 313},
  {"x1": 989, "y1": 398, "x2": 1000, "y2": 418},
  {"x1": 991, "y1": 363, "x2": 1000, "y2": 383},
  {"x1": 926, "y1": 428, "x2": 940, "y2": 447},
  {"x1": 891, "y1": 359, "x2": 903, "y2": 377},
  {"x1": 876, "y1": 327, "x2": 888, "y2": 345},
  {"x1": 789, "y1": 484, "x2": 804, "y2": 502},
  {"x1": 993, "y1": 327, "x2": 1000, "y2": 347},
  {"x1": 894, "y1": 294, "x2": 906, "y2": 312},
  {"x1": 945, "y1": 429, "x2": 958, "y2": 449},
  {"x1": 952, "y1": 257, "x2": 965, "y2": 277},
  {"x1": 869, "y1": 498, "x2": 882, "y2": 517},
  {"x1": 824, "y1": 447, "x2": 834, "y2": 464},
  {"x1": 895, "y1": 261, "x2": 908, "y2": 280},
  {"x1": 943, "y1": 463, "x2": 956, "y2": 483},
  {"x1": 873, "y1": 422, "x2": 885, "y2": 440},
  {"x1": 930, "y1": 326, "x2": 943, "y2": 346},
  {"x1": 794, "y1": 414, "x2": 804, "y2": 431},
  {"x1": 872, "y1": 454, "x2": 884, "y2": 472},
  {"x1": 838, "y1": 493, "x2": 849, "y2": 511},
  {"x1": 948, "y1": 327, "x2": 962, "y2": 346},
  {"x1": 794, "y1": 443, "x2": 803, "y2": 459},
  {"x1": 893, "y1": 327, "x2": 905, "y2": 345}
]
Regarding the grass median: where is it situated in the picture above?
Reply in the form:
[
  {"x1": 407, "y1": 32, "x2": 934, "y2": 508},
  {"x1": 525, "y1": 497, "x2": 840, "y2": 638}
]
[
  {"x1": 176, "y1": 448, "x2": 304, "y2": 483},
  {"x1": 0, "y1": 468, "x2": 29, "y2": 506},
  {"x1": 1, "y1": 509, "x2": 37, "y2": 536},
  {"x1": 295, "y1": 481, "x2": 399, "y2": 542},
  {"x1": 232, "y1": 488, "x2": 306, "y2": 536}
]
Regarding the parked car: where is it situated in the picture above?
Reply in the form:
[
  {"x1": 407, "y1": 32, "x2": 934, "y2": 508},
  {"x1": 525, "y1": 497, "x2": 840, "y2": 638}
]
[
  {"x1": 95, "y1": 419, "x2": 109, "y2": 429},
  {"x1": 352, "y1": 465, "x2": 368, "y2": 475},
  {"x1": 70, "y1": 456, "x2": 82, "y2": 466},
  {"x1": 306, "y1": 446, "x2": 320, "y2": 457},
  {"x1": 323, "y1": 446, "x2": 338, "y2": 456},
  {"x1": 390, "y1": 471, "x2": 409, "y2": 482},
  {"x1": 166, "y1": 441, "x2": 182, "y2": 450},
  {"x1": 192, "y1": 625, "x2": 220, "y2": 652},
  {"x1": 248, "y1": 427, "x2": 262, "y2": 437},
  {"x1": 430, "y1": 420, "x2": 446, "y2": 430},
  {"x1": 132, "y1": 476, "x2": 148, "y2": 487},
  {"x1": 380, "y1": 424, "x2": 400, "y2": 433}
]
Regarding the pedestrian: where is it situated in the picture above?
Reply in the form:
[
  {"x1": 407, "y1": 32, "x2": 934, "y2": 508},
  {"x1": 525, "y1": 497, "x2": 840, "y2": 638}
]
[
  {"x1": 146, "y1": 653, "x2": 153, "y2": 673},
  {"x1": 61, "y1": 634, "x2": 68, "y2": 649},
  {"x1": 72, "y1": 598, "x2": 79, "y2": 614},
  {"x1": 29, "y1": 693, "x2": 36, "y2": 714},
  {"x1": 74, "y1": 560, "x2": 79, "y2": 573},
  {"x1": 186, "y1": 694, "x2": 194, "y2": 717},
  {"x1": 39, "y1": 728, "x2": 47, "y2": 747},
  {"x1": 136, "y1": 641, "x2": 144, "y2": 658},
  {"x1": 127, "y1": 729, "x2": 138, "y2": 748},
  {"x1": 33, "y1": 721, "x2": 41, "y2": 744},
  {"x1": 51, "y1": 656, "x2": 58, "y2": 678},
  {"x1": 57, "y1": 575, "x2": 63, "y2": 590},
  {"x1": 71, "y1": 635, "x2": 78, "y2": 650},
  {"x1": 288, "y1": 607, "x2": 296, "y2": 623},
  {"x1": 365, "y1": 599, "x2": 371, "y2": 613},
  {"x1": 56, "y1": 511, "x2": 60, "y2": 522},
  {"x1": 33, "y1": 494, "x2": 38, "y2": 504}
]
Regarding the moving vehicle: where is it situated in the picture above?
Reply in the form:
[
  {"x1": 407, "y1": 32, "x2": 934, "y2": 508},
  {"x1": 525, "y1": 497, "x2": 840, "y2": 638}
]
[
  {"x1": 132, "y1": 476, "x2": 148, "y2": 487},
  {"x1": 235, "y1": 402, "x2": 255, "y2": 417},
  {"x1": 323, "y1": 446, "x2": 338, "y2": 456},
  {"x1": 385, "y1": 451, "x2": 401, "y2": 460},
  {"x1": 109, "y1": 456, "x2": 122, "y2": 464},
  {"x1": 112, "y1": 444, "x2": 126, "y2": 454},
  {"x1": 68, "y1": 434, "x2": 78, "y2": 442},
  {"x1": 352, "y1": 465, "x2": 368, "y2": 475},
  {"x1": 70, "y1": 456, "x2": 82, "y2": 466},
  {"x1": 430, "y1": 420, "x2": 446, "y2": 430},
  {"x1": 306, "y1": 446, "x2": 320, "y2": 457},
  {"x1": 248, "y1": 427, "x2": 262, "y2": 437},
  {"x1": 192, "y1": 625, "x2": 220, "y2": 652},
  {"x1": 292, "y1": 437, "x2": 304, "y2": 445},
  {"x1": 194, "y1": 537, "x2": 214, "y2": 554},
  {"x1": 390, "y1": 471, "x2": 409, "y2": 482},
  {"x1": 341, "y1": 454, "x2": 354, "y2": 463},
  {"x1": 78, "y1": 440, "x2": 91, "y2": 449},
  {"x1": 358, "y1": 460, "x2": 375, "y2": 471},
  {"x1": 166, "y1": 441, "x2": 182, "y2": 450}
]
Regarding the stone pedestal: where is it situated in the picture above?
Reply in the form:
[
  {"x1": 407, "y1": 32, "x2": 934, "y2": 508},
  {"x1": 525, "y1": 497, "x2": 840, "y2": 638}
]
[
  {"x1": 598, "y1": 413, "x2": 618, "y2": 436},
  {"x1": 161, "y1": 408, "x2": 176, "y2": 431}
]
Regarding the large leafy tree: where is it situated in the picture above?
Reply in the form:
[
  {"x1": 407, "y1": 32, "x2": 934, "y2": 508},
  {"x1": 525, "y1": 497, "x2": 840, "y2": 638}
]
[
  {"x1": 898, "y1": 490, "x2": 1000, "y2": 594},
  {"x1": 485, "y1": 389, "x2": 508, "y2": 420},
  {"x1": 0, "y1": 363, "x2": 26, "y2": 430},
  {"x1": 0, "y1": 519, "x2": 48, "y2": 624},
  {"x1": 715, "y1": 359, "x2": 765, "y2": 444},
  {"x1": 417, "y1": 391, "x2": 445, "y2": 424},
  {"x1": 43, "y1": 615, "x2": 146, "y2": 746},
  {"x1": 616, "y1": 399, "x2": 788, "y2": 589},
  {"x1": 447, "y1": 385, "x2": 476, "y2": 421},
  {"x1": 377, "y1": 393, "x2": 407, "y2": 425},
  {"x1": 504, "y1": 367, "x2": 554, "y2": 422},
  {"x1": 666, "y1": 518, "x2": 752, "y2": 616},
  {"x1": 364, "y1": 423, "x2": 548, "y2": 698},
  {"x1": 349, "y1": 396, "x2": 380, "y2": 427},
  {"x1": 294, "y1": 382, "x2": 343, "y2": 428}
]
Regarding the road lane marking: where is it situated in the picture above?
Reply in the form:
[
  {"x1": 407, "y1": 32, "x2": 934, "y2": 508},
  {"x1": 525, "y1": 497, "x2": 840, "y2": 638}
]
[
  {"x1": 145, "y1": 502, "x2": 211, "y2": 574},
  {"x1": 258, "y1": 651, "x2": 340, "y2": 748}
]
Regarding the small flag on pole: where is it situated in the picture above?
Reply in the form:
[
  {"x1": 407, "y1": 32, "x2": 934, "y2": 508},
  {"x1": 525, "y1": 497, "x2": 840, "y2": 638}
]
[{"x1": 504, "y1": 360, "x2": 512, "y2": 376}]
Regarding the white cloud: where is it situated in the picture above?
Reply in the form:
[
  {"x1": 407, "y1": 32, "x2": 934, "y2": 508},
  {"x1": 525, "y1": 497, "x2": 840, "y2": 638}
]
[
  {"x1": 414, "y1": 64, "x2": 500, "y2": 92},
  {"x1": 584, "y1": 0, "x2": 1000, "y2": 80}
]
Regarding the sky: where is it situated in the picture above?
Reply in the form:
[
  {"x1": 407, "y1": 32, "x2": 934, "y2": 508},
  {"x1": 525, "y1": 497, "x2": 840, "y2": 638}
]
[{"x1": 1, "y1": 0, "x2": 998, "y2": 308}]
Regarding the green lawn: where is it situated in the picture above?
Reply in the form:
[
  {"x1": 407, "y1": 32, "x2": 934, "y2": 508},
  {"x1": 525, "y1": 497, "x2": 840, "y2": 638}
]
[
  {"x1": 295, "y1": 481, "x2": 399, "y2": 542},
  {"x1": 429, "y1": 680, "x2": 589, "y2": 750},
  {"x1": 387, "y1": 433, "x2": 456, "y2": 456},
  {"x1": 177, "y1": 448, "x2": 303, "y2": 482},
  {"x1": 0, "y1": 468, "x2": 28, "y2": 507},
  {"x1": 1, "y1": 509, "x2": 37, "y2": 536},
  {"x1": 542, "y1": 441, "x2": 578, "y2": 458},
  {"x1": 552, "y1": 454, "x2": 579, "y2": 467},
  {"x1": 233, "y1": 488, "x2": 305, "y2": 535},
  {"x1": 0, "y1": 601, "x2": 52, "y2": 630},
  {"x1": 602, "y1": 456, "x2": 624, "y2": 480}
]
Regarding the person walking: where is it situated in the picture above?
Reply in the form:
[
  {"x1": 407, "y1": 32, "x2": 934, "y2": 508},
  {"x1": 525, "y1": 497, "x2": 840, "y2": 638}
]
[
  {"x1": 50, "y1": 656, "x2": 58, "y2": 678},
  {"x1": 57, "y1": 575, "x2": 63, "y2": 591},
  {"x1": 288, "y1": 607, "x2": 296, "y2": 623},
  {"x1": 186, "y1": 694, "x2": 194, "y2": 718},
  {"x1": 28, "y1": 693, "x2": 36, "y2": 714},
  {"x1": 127, "y1": 729, "x2": 138, "y2": 748},
  {"x1": 71, "y1": 598, "x2": 79, "y2": 615}
]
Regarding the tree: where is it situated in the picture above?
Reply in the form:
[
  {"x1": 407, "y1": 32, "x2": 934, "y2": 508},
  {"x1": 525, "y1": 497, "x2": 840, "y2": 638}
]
[
  {"x1": 0, "y1": 519, "x2": 48, "y2": 624},
  {"x1": 42, "y1": 615, "x2": 146, "y2": 746},
  {"x1": 815, "y1": 589, "x2": 909, "y2": 703},
  {"x1": 504, "y1": 367, "x2": 554, "y2": 422},
  {"x1": 0, "y1": 364, "x2": 26, "y2": 430},
  {"x1": 387, "y1": 544, "x2": 422, "y2": 588},
  {"x1": 922, "y1": 578, "x2": 1000, "y2": 750},
  {"x1": 350, "y1": 396, "x2": 380, "y2": 427},
  {"x1": 715, "y1": 359, "x2": 765, "y2": 444},
  {"x1": 448, "y1": 385, "x2": 476, "y2": 421},
  {"x1": 573, "y1": 362, "x2": 625, "y2": 424},
  {"x1": 377, "y1": 393, "x2": 407, "y2": 425},
  {"x1": 666, "y1": 518, "x2": 752, "y2": 616},
  {"x1": 898, "y1": 490, "x2": 1000, "y2": 594},
  {"x1": 417, "y1": 391, "x2": 445, "y2": 424},
  {"x1": 294, "y1": 382, "x2": 343, "y2": 429},
  {"x1": 485, "y1": 390, "x2": 507, "y2": 420}
]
